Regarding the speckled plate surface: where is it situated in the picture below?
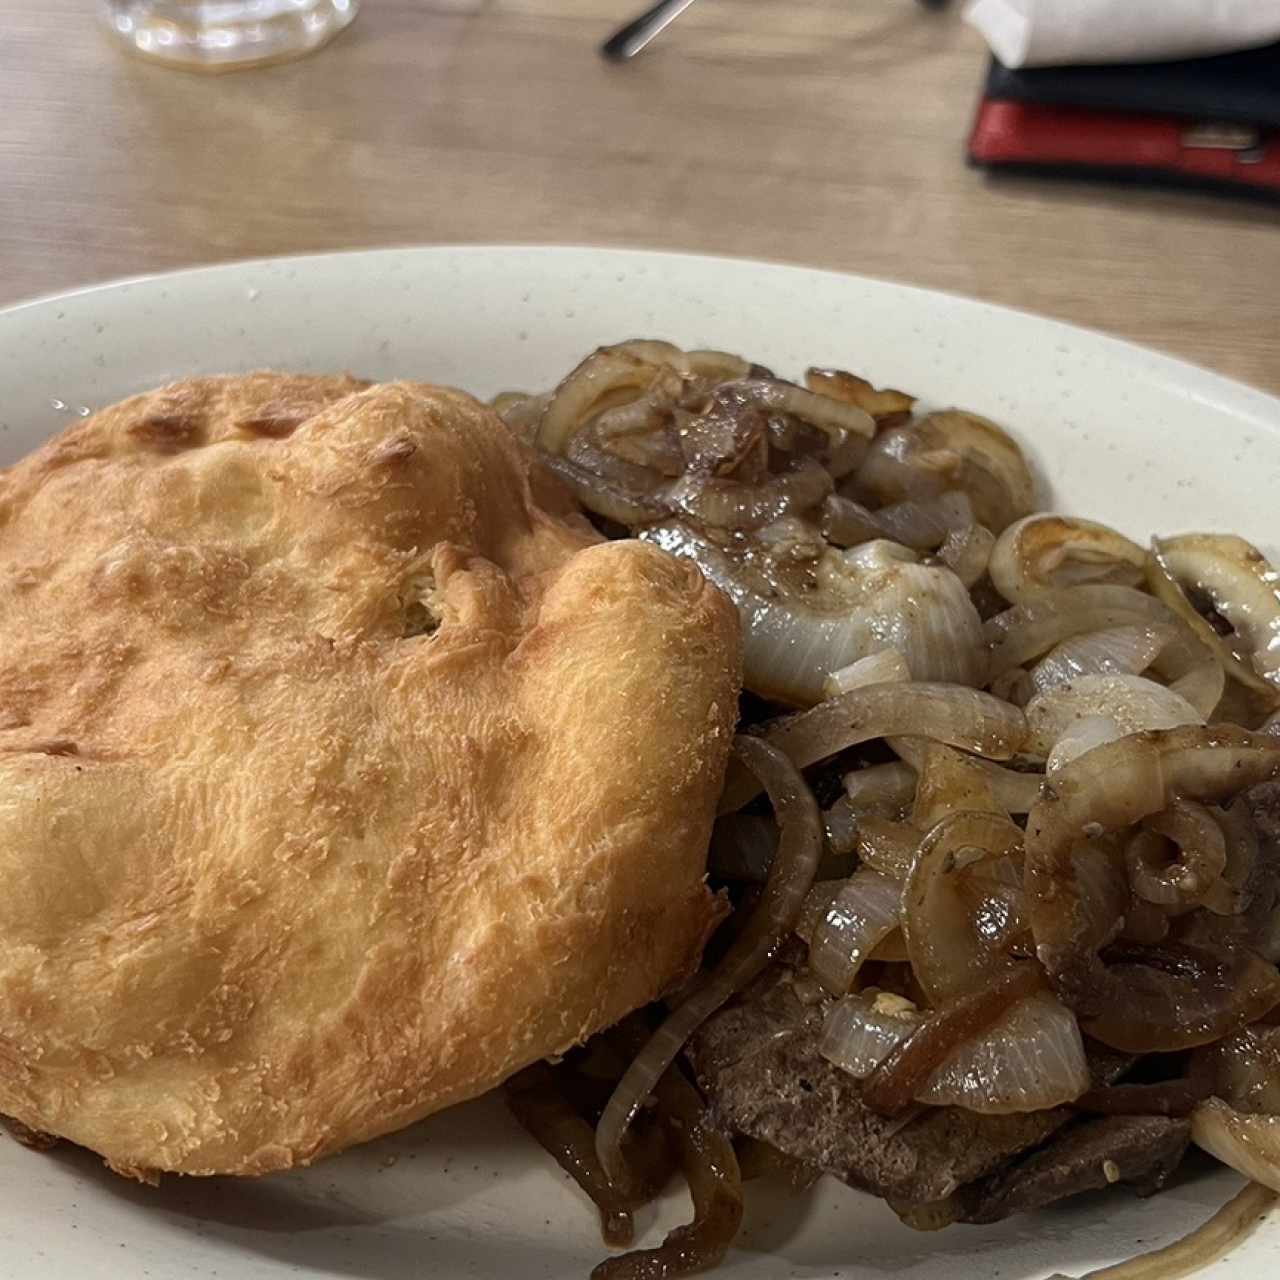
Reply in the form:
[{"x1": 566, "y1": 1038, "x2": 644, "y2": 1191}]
[{"x1": 0, "y1": 247, "x2": 1277, "y2": 1279}]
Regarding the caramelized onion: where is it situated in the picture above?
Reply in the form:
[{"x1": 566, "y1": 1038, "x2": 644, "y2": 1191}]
[
  {"x1": 1125, "y1": 799, "x2": 1227, "y2": 906},
  {"x1": 986, "y1": 585, "x2": 1176, "y2": 678},
  {"x1": 540, "y1": 348, "x2": 681, "y2": 455},
  {"x1": 1169, "y1": 659, "x2": 1228, "y2": 720},
  {"x1": 875, "y1": 491, "x2": 974, "y2": 550},
  {"x1": 807, "y1": 869, "x2": 903, "y2": 995},
  {"x1": 720, "y1": 684, "x2": 1027, "y2": 811},
  {"x1": 1047, "y1": 715, "x2": 1123, "y2": 775},
  {"x1": 911, "y1": 743, "x2": 1003, "y2": 829},
  {"x1": 822, "y1": 647, "x2": 911, "y2": 700},
  {"x1": 506, "y1": 1064, "x2": 637, "y2": 1245},
  {"x1": 1024, "y1": 725, "x2": 1280, "y2": 1050},
  {"x1": 843, "y1": 762, "x2": 918, "y2": 816},
  {"x1": 859, "y1": 962, "x2": 1044, "y2": 1115},
  {"x1": 854, "y1": 411, "x2": 1034, "y2": 534},
  {"x1": 855, "y1": 816, "x2": 923, "y2": 881},
  {"x1": 736, "y1": 378, "x2": 877, "y2": 444},
  {"x1": 667, "y1": 458, "x2": 832, "y2": 532},
  {"x1": 1192, "y1": 1101, "x2": 1280, "y2": 1193},
  {"x1": 902, "y1": 810, "x2": 1025, "y2": 1001},
  {"x1": 593, "y1": 1063, "x2": 744, "y2": 1280},
  {"x1": 1030, "y1": 624, "x2": 1174, "y2": 694},
  {"x1": 1195, "y1": 1025, "x2": 1280, "y2": 1115},
  {"x1": 989, "y1": 514, "x2": 1146, "y2": 604},
  {"x1": 685, "y1": 348, "x2": 753, "y2": 382},
  {"x1": 822, "y1": 989, "x2": 1088, "y2": 1114},
  {"x1": 596, "y1": 736, "x2": 821, "y2": 1186},
  {"x1": 492, "y1": 390, "x2": 550, "y2": 442},
  {"x1": 822, "y1": 794, "x2": 861, "y2": 864},
  {"x1": 820, "y1": 493, "x2": 888, "y2": 547},
  {"x1": 888, "y1": 735, "x2": 1044, "y2": 815},
  {"x1": 644, "y1": 522, "x2": 985, "y2": 706},
  {"x1": 538, "y1": 454, "x2": 670, "y2": 526},
  {"x1": 804, "y1": 367, "x2": 915, "y2": 424},
  {"x1": 1148, "y1": 533, "x2": 1280, "y2": 702},
  {"x1": 1025, "y1": 675, "x2": 1204, "y2": 758},
  {"x1": 937, "y1": 523, "x2": 996, "y2": 589}
]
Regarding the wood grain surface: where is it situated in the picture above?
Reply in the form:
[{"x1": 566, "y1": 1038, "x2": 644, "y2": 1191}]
[{"x1": 1, "y1": 0, "x2": 1276, "y2": 390}]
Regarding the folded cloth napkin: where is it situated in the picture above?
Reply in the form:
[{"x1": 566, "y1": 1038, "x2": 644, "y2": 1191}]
[{"x1": 965, "y1": 0, "x2": 1280, "y2": 68}]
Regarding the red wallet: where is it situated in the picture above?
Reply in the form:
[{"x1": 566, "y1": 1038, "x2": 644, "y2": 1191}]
[{"x1": 969, "y1": 99, "x2": 1280, "y2": 198}]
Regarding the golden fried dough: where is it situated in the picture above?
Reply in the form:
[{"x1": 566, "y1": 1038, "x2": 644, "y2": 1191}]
[{"x1": 0, "y1": 373, "x2": 740, "y2": 1177}]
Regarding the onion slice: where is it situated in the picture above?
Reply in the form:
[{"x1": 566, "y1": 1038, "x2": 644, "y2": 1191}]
[
  {"x1": 1195, "y1": 1025, "x2": 1280, "y2": 1115},
  {"x1": 644, "y1": 521, "x2": 985, "y2": 706},
  {"x1": 739, "y1": 378, "x2": 877, "y2": 443},
  {"x1": 843, "y1": 762, "x2": 918, "y2": 815},
  {"x1": 902, "y1": 810, "x2": 1025, "y2": 1001},
  {"x1": 537, "y1": 453, "x2": 670, "y2": 527},
  {"x1": 666, "y1": 457, "x2": 832, "y2": 532},
  {"x1": 1125, "y1": 799, "x2": 1227, "y2": 905},
  {"x1": 1047, "y1": 1180, "x2": 1277, "y2": 1280},
  {"x1": 719, "y1": 684, "x2": 1027, "y2": 811},
  {"x1": 505, "y1": 1064, "x2": 637, "y2": 1245},
  {"x1": 989, "y1": 514, "x2": 1146, "y2": 603},
  {"x1": 596, "y1": 736, "x2": 822, "y2": 1187},
  {"x1": 1025, "y1": 674, "x2": 1204, "y2": 758},
  {"x1": 592, "y1": 1058, "x2": 744, "y2": 1280},
  {"x1": 1148, "y1": 533, "x2": 1280, "y2": 701},
  {"x1": 807, "y1": 869, "x2": 903, "y2": 995},
  {"x1": 911, "y1": 742, "x2": 1003, "y2": 829},
  {"x1": 1047, "y1": 715, "x2": 1123, "y2": 775},
  {"x1": 875, "y1": 491, "x2": 974, "y2": 550},
  {"x1": 821, "y1": 989, "x2": 1089, "y2": 1114},
  {"x1": 804, "y1": 368, "x2": 915, "y2": 425},
  {"x1": 855, "y1": 816, "x2": 923, "y2": 881},
  {"x1": 1023, "y1": 725, "x2": 1280, "y2": 1050},
  {"x1": 854, "y1": 411, "x2": 1033, "y2": 534},
  {"x1": 1030, "y1": 624, "x2": 1174, "y2": 694},
  {"x1": 1192, "y1": 1100, "x2": 1280, "y2": 1193},
  {"x1": 986, "y1": 585, "x2": 1176, "y2": 678},
  {"x1": 822, "y1": 648, "x2": 911, "y2": 700},
  {"x1": 937, "y1": 522, "x2": 995, "y2": 589},
  {"x1": 859, "y1": 962, "x2": 1045, "y2": 1115},
  {"x1": 539, "y1": 348, "x2": 680, "y2": 455},
  {"x1": 888, "y1": 736, "x2": 1044, "y2": 815},
  {"x1": 1170, "y1": 659, "x2": 1228, "y2": 721}
]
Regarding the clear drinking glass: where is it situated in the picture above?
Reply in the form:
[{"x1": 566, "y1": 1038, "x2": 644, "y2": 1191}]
[{"x1": 100, "y1": 1, "x2": 359, "y2": 71}]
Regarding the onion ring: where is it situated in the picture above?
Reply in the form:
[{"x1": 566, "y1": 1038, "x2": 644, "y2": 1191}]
[
  {"x1": 595, "y1": 735, "x2": 821, "y2": 1186},
  {"x1": 901, "y1": 810, "x2": 1025, "y2": 1001},
  {"x1": 1024, "y1": 725, "x2": 1280, "y2": 1050}
]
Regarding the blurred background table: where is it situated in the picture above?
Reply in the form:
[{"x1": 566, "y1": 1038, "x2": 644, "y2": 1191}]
[{"x1": 2, "y1": 0, "x2": 1277, "y2": 390}]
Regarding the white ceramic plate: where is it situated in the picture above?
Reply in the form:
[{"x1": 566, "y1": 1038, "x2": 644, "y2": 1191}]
[{"x1": 0, "y1": 247, "x2": 1277, "y2": 1280}]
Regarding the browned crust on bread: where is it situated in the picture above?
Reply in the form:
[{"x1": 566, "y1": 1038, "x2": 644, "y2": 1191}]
[{"x1": 0, "y1": 373, "x2": 741, "y2": 1175}]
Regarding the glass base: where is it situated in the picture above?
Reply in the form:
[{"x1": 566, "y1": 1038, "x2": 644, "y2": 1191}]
[{"x1": 101, "y1": 1, "x2": 359, "y2": 71}]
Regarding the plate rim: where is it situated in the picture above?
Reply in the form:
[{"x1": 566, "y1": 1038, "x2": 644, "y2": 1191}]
[{"x1": 2, "y1": 243, "x2": 1277, "y2": 423}]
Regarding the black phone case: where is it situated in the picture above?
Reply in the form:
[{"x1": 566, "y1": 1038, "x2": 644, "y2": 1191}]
[{"x1": 983, "y1": 42, "x2": 1280, "y2": 128}]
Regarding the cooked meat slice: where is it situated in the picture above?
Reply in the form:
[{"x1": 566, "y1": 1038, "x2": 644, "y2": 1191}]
[
  {"x1": 958, "y1": 1114, "x2": 1192, "y2": 1224},
  {"x1": 687, "y1": 970, "x2": 1130, "y2": 1205}
]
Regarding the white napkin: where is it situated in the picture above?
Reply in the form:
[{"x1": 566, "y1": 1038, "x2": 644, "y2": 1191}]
[{"x1": 964, "y1": 0, "x2": 1280, "y2": 68}]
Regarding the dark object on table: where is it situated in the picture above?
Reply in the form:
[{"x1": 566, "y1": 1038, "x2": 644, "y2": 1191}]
[
  {"x1": 601, "y1": 0, "x2": 698, "y2": 61},
  {"x1": 968, "y1": 43, "x2": 1280, "y2": 202}
]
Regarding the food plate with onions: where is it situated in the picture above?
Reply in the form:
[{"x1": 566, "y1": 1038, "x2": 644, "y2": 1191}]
[{"x1": 0, "y1": 246, "x2": 1278, "y2": 1280}]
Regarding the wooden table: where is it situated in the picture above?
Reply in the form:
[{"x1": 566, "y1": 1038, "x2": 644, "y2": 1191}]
[{"x1": 2, "y1": 0, "x2": 1277, "y2": 391}]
